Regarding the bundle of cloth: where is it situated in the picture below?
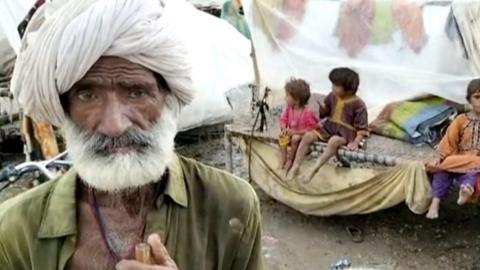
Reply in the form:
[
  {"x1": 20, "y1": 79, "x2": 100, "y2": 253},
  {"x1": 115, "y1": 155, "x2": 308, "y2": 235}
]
[
  {"x1": 251, "y1": 0, "x2": 307, "y2": 46},
  {"x1": 448, "y1": 1, "x2": 480, "y2": 75},
  {"x1": 336, "y1": 0, "x2": 428, "y2": 57},
  {"x1": 221, "y1": 0, "x2": 251, "y2": 40},
  {"x1": 0, "y1": 40, "x2": 15, "y2": 93},
  {"x1": 0, "y1": 40, "x2": 18, "y2": 117},
  {"x1": 370, "y1": 96, "x2": 457, "y2": 146}
]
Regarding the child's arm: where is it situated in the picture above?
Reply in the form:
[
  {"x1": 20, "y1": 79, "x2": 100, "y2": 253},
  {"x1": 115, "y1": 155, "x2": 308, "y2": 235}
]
[
  {"x1": 436, "y1": 115, "x2": 463, "y2": 158},
  {"x1": 347, "y1": 101, "x2": 369, "y2": 150},
  {"x1": 319, "y1": 93, "x2": 333, "y2": 118},
  {"x1": 347, "y1": 131, "x2": 368, "y2": 150},
  {"x1": 279, "y1": 106, "x2": 289, "y2": 131},
  {"x1": 425, "y1": 156, "x2": 444, "y2": 172},
  {"x1": 424, "y1": 115, "x2": 464, "y2": 172}
]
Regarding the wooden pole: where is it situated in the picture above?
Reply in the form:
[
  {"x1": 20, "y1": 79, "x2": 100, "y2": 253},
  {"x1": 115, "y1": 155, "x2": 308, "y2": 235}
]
[
  {"x1": 224, "y1": 125, "x2": 234, "y2": 173},
  {"x1": 250, "y1": 42, "x2": 260, "y2": 101}
]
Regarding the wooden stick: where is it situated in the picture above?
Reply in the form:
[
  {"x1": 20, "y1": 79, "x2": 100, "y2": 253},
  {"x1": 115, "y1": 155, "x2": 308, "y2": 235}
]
[{"x1": 224, "y1": 125, "x2": 234, "y2": 173}]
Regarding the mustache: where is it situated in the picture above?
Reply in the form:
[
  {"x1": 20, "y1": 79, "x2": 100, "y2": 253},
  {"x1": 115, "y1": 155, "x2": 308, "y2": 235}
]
[{"x1": 81, "y1": 128, "x2": 156, "y2": 156}]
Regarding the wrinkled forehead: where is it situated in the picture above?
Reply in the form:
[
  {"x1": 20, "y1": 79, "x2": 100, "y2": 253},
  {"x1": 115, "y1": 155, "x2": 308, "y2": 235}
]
[{"x1": 73, "y1": 56, "x2": 158, "y2": 89}]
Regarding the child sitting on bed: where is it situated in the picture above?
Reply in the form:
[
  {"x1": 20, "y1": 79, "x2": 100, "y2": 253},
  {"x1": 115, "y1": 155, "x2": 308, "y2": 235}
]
[
  {"x1": 425, "y1": 79, "x2": 480, "y2": 219},
  {"x1": 287, "y1": 67, "x2": 369, "y2": 181},
  {"x1": 278, "y1": 78, "x2": 319, "y2": 176}
]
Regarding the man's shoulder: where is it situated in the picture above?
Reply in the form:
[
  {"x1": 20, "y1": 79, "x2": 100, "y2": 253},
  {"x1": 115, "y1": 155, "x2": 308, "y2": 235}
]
[
  {"x1": 0, "y1": 180, "x2": 56, "y2": 231},
  {"x1": 178, "y1": 155, "x2": 259, "y2": 212}
]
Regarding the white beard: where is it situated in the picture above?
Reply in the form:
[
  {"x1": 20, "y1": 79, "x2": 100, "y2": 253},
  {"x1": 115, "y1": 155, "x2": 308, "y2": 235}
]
[{"x1": 63, "y1": 107, "x2": 177, "y2": 192}]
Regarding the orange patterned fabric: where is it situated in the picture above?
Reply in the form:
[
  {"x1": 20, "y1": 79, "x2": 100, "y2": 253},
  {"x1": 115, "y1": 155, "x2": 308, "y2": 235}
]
[
  {"x1": 33, "y1": 122, "x2": 59, "y2": 159},
  {"x1": 434, "y1": 113, "x2": 480, "y2": 173}
]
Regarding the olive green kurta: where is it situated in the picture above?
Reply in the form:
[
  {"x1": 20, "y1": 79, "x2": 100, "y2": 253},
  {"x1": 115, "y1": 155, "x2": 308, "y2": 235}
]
[{"x1": 0, "y1": 154, "x2": 263, "y2": 270}]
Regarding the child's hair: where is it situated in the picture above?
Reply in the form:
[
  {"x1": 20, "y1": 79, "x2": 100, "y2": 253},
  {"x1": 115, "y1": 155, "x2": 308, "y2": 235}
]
[
  {"x1": 466, "y1": 78, "x2": 480, "y2": 101},
  {"x1": 329, "y1": 67, "x2": 359, "y2": 94},
  {"x1": 285, "y1": 78, "x2": 311, "y2": 106}
]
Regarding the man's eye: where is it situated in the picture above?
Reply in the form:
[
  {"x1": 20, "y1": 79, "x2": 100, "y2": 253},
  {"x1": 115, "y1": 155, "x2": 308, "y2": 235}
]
[
  {"x1": 129, "y1": 89, "x2": 147, "y2": 98},
  {"x1": 77, "y1": 90, "x2": 95, "y2": 101}
]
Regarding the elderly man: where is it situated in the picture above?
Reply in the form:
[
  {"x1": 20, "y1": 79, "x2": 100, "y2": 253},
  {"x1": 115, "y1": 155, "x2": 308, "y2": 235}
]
[{"x1": 0, "y1": 0, "x2": 263, "y2": 269}]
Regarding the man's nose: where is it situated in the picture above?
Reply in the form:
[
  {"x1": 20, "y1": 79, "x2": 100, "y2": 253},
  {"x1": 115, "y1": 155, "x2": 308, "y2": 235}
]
[{"x1": 96, "y1": 98, "x2": 133, "y2": 137}]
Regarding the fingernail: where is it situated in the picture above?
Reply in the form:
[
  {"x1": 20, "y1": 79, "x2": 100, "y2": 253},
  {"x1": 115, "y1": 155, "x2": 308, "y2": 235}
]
[{"x1": 149, "y1": 233, "x2": 161, "y2": 243}]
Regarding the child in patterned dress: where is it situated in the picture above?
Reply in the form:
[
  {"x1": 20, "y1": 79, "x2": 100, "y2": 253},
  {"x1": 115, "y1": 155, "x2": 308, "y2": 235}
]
[
  {"x1": 426, "y1": 79, "x2": 480, "y2": 219},
  {"x1": 278, "y1": 78, "x2": 319, "y2": 177}
]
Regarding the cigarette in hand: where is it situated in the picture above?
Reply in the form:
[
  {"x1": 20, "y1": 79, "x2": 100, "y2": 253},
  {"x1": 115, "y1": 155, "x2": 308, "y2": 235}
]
[{"x1": 135, "y1": 243, "x2": 152, "y2": 265}]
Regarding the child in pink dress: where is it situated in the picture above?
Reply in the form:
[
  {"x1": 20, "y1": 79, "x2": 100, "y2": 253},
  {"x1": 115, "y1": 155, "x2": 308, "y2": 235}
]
[{"x1": 279, "y1": 78, "x2": 319, "y2": 177}]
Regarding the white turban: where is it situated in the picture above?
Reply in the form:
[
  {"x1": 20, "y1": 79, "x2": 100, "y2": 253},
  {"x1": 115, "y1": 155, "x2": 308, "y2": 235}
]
[{"x1": 11, "y1": 0, "x2": 194, "y2": 127}]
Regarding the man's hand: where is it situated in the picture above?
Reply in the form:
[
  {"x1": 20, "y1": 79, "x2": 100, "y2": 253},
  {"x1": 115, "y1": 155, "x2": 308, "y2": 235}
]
[
  {"x1": 116, "y1": 234, "x2": 178, "y2": 270},
  {"x1": 346, "y1": 141, "x2": 360, "y2": 150}
]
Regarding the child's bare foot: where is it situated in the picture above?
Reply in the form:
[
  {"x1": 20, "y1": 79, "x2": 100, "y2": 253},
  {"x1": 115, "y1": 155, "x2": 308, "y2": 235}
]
[
  {"x1": 457, "y1": 185, "x2": 474, "y2": 205},
  {"x1": 426, "y1": 198, "x2": 440, "y2": 219}
]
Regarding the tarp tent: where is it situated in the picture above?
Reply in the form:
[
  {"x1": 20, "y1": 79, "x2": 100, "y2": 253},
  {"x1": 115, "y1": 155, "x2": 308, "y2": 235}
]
[
  {"x1": 187, "y1": 0, "x2": 225, "y2": 8},
  {"x1": 0, "y1": 0, "x2": 32, "y2": 55},
  {"x1": 0, "y1": 0, "x2": 255, "y2": 131},
  {"x1": 243, "y1": 0, "x2": 477, "y2": 119}
]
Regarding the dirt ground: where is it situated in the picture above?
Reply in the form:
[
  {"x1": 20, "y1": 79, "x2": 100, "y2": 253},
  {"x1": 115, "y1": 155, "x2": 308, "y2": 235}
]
[{"x1": 177, "y1": 137, "x2": 480, "y2": 270}]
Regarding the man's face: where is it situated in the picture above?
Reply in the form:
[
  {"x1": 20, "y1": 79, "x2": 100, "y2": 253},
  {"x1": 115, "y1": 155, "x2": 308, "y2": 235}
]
[
  {"x1": 67, "y1": 56, "x2": 165, "y2": 141},
  {"x1": 63, "y1": 56, "x2": 178, "y2": 191}
]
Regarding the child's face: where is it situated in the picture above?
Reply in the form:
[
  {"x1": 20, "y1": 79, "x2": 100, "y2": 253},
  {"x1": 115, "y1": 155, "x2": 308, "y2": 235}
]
[
  {"x1": 331, "y1": 84, "x2": 348, "y2": 97},
  {"x1": 469, "y1": 91, "x2": 480, "y2": 114},
  {"x1": 285, "y1": 93, "x2": 298, "y2": 106}
]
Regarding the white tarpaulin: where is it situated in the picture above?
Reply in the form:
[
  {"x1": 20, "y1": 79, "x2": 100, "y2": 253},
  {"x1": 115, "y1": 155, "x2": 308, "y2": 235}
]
[
  {"x1": 0, "y1": 0, "x2": 34, "y2": 55},
  {"x1": 0, "y1": 0, "x2": 254, "y2": 130},
  {"x1": 243, "y1": 0, "x2": 477, "y2": 119},
  {"x1": 187, "y1": 0, "x2": 225, "y2": 8},
  {"x1": 167, "y1": 0, "x2": 254, "y2": 130}
]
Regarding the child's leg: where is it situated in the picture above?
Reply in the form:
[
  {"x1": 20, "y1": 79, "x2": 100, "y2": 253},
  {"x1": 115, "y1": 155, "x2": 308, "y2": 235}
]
[
  {"x1": 287, "y1": 131, "x2": 319, "y2": 178},
  {"x1": 426, "y1": 171, "x2": 453, "y2": 219},
  {"x1": 305, "y1": 135, "x2": 346, "y2": 182},
  {"x1": 457, "y1": 172, "x2": 477, "y2": 205},
  {"x1": 278, "y1": 147, "x2": 287, "y2": 170},
  {"x1": 284, "y1": 135, "x2": 302, "y2": 176}
]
